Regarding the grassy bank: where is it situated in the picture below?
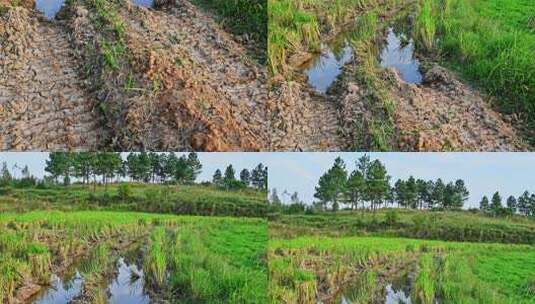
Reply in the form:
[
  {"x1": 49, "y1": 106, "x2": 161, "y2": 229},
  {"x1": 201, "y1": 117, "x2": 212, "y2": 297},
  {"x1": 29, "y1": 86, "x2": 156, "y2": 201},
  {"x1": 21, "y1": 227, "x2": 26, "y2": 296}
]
[
  {"x1": 0, "y1": 211, "x2": 267, "y2": 303},
  {"x1": 414, "y1": 0, "x2": 535, "y2": 137},
  {"x1": 0, "y1": 183, "x2": 268, "y2": 217},
  {"x1": 269, "y1": 235, "x2": 535, "y2": 303},
  {"x1": 270, "y1": 209, "x2": 535, "y2": 244}
]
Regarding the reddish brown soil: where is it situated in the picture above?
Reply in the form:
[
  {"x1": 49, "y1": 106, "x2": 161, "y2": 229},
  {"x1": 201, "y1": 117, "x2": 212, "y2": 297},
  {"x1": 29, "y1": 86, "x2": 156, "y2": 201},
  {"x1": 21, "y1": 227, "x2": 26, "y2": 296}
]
[
  {"x1": 0, "y1": 8, "x2": 101, "y2": 150},
  {"x1": 1, "y1": 0, "x2": 268, "y2": 151}
]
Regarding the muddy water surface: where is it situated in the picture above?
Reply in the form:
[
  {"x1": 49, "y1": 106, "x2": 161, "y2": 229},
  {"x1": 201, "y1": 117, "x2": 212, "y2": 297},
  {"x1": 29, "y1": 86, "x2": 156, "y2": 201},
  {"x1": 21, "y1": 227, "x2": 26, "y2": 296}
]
[
  {"x1": 31, "y1": 272, "x2": 83, "y2": 304},
  {"x1": 108, "y1": 257, "x2": 151, "y2": 303},
  {"x1": 379, "y1": 27, "x2": 422, "y2": 84},
  {"x1": 35, "y1": 0, "x2": 64, "y2": 19},
  {"x1": 303, "y1": 41, "x2": 353, "y2": 94}
]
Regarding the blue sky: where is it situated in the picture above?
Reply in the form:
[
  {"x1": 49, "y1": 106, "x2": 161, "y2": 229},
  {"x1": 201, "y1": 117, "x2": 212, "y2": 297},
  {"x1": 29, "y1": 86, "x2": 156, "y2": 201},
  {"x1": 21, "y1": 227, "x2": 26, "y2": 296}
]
[
  {"x1": 267, "y1": 153, "x2": 535, "y2": 208},
  {"x1": 1, "y1": 153, "x2": 534, "y2": 209}
]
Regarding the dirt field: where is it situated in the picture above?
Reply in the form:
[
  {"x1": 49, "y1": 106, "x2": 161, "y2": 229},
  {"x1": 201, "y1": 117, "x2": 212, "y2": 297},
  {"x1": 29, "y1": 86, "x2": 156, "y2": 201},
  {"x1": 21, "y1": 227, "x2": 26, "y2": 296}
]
[{"x1": 0, "y1": 0, "x2": 268, "y2": 151}]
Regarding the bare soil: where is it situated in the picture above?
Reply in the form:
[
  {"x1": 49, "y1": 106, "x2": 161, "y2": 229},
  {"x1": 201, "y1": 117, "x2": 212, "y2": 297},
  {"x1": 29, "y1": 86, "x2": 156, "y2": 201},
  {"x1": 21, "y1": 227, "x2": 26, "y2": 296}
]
[
  {"x1": 0, "y1": 8, "x2": 101, "y2": 150},
  {"x1": 0, "y1": 0, "x2": 268, "y2": 151}
]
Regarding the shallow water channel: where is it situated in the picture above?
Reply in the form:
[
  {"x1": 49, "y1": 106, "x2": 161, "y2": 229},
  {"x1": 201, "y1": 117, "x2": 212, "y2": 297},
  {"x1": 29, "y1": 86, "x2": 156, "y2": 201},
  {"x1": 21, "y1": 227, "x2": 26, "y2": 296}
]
[
  {"x1": 35, "y1": 0, "x2": 65, "y2": 19},
  {"x1": 379, "y1": 27, "x2": 422, "y2": 84},
  {"x1": 339, "y1": 272, "x2": 413, "y2": 304},
  {"x1": 30, "y1": 250, "x2": 150, "y2": 304},
  {"x1": 303, "y1": 41, "x2": 354, "y2": 94},
  {"x1": 32, "y1": 272, "x2": 83, "y2": 304},
  {"x1": 108, "y1": 257, "x2": 151, "y2": 304},
  {"x1": 302, "y1": 23, "x2": 422, "y2": 94}
]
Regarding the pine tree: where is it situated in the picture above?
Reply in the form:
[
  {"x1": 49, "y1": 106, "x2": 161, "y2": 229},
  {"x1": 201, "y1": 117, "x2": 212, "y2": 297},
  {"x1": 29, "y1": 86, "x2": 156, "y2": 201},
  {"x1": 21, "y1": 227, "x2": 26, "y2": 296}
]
[
  {"x1": 212, "y1": 169, "x2": 223, "y2": 187},
  {"x1": 240, "y1": 169, "x2": 251, "y2": 186},
  {"x1": 506, "y1": 195, "x2": 517, "y2": 215},
  {"x1": 343, "y1": 169, "x2": 365, "y2": 210},
  {"x1": 479, "y1": 195, "x2": 489, "y2": 211},
  {"x1": 490, "y1": 191, "x2": 503, "y2": 216},
  {"x1": 366, "y1": 160, "x2": 390, "y2": 211}
]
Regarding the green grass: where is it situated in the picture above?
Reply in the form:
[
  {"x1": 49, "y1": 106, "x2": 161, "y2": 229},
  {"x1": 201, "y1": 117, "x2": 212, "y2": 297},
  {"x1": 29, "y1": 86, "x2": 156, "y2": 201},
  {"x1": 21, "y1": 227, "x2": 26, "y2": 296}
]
[
  {"x1": 166, "y1": 218, "x2": 268, "y2": 303},
  {"x1": 269, "y1": 235, "x2": 535, "y2": 303},
  {"x1": 415, "y1": 0, "x2": 535, "y2": 137},
  {"x1": 270, "y1": 208, "x2": 535, "y2": 244},
  {"x1": 191, "y1": 0, "x2": 267, "y2": 63},
  {"x1": 0, "y1": 211, "x2": 267, "y2": 303},
  {"x1": 0, "y1": 183, "x2": 268, "y2": 217}
]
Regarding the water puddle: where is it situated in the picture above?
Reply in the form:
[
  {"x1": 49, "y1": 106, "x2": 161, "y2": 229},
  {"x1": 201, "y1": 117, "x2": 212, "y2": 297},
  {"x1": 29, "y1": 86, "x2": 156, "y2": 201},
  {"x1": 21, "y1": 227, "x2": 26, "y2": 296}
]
[
  {"x1": 31, "y1": 272, "x2": 83, "y2": 304},
  {"x1": 108, "y1": 257, "x2": 151, "y2": 303},
  {"x1": 302, "y1": 41, "x2": 354, "y2": 94},
  {"x1": 379, "y1": 27, "x2": 423, "y2": 84},
  {"x1": 384, "y1": 283, "x2": 412, "y2": 304},
  {"x1": 35, "y1": 0, "x2": 65, "y2": 20},
  {"x1": 131, "y1": 0, "x2": 154, "y2": 7}
]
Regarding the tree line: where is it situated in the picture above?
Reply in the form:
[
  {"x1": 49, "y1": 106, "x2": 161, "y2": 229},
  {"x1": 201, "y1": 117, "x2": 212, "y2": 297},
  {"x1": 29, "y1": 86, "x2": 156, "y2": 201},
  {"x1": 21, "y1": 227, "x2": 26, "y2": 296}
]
[
  {"x1": 0, "y1": 152, "x2": 268, "y2": 191},
  {"x1": 212, "y1": 163, "x2": 268, "y2": 190},
  {"x1": 310, "y1": 155, "x2": 469, "y2": 212},
  {"x1": 479, "y1": 191, "x2": 535, "y2": 217}
]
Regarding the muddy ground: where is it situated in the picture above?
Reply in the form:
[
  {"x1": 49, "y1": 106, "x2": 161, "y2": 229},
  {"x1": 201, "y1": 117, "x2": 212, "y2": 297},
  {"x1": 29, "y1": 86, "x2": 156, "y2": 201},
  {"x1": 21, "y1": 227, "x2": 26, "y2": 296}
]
[
  {"x1": 269, "y1": 2, "x2": 528, "y2": 152},
  {"x1": 0, "y1": 0, "x2": 268, "y2": 151}
]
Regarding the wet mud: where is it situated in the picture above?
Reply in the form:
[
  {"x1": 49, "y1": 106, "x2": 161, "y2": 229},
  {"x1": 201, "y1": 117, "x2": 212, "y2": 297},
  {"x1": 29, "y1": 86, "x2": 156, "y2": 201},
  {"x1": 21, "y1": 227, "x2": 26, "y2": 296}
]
[
  {"x1": 0, "y1": 7, "x2": 101, "y2": 150},
  {"x1": 1, "y1": 0, "x2": 268, "y2": 151}
]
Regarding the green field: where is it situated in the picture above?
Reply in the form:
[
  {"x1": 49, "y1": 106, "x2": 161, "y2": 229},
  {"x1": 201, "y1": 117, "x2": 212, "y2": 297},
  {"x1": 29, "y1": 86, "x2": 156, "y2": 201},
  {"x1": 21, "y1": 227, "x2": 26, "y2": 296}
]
[
  {"x1": 0, "y1": 211, "x2": 267, "y2": 303},
  {"x1": 269, "y1": 235, "x2": 535, "y2": 303},
  {"x1": 269, "y1": 210, "x2": 535, "y2": 303},
  {"x1": 415, "y1": 0, "x2": 535, "y2": 128},
  {"x1": 0, "y1": 183, "x2": 268, "y2": 217}
]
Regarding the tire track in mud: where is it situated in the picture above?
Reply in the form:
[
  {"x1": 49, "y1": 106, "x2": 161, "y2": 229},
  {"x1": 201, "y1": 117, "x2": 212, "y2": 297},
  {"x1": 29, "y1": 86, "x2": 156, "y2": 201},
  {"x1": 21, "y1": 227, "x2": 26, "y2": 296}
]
[
  {"x1": 269, "y1": 80, "x2": 346, "y2": 151},
  {"x1": 0, "y1": 8, "x2": 101, "y2": 151},
  {"x1": 79, "y1": 0, "x2": 269, "y2": 151}
]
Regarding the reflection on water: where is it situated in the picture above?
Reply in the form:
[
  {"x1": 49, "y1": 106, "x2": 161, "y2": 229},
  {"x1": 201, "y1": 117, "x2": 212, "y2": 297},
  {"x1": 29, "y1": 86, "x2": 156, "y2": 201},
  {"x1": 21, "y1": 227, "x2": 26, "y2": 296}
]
[
  {"x1": 131, "y1": 0, "x2": 154, "y2": 7},
  {"x1": 32, "y1": 272, "x2": 83, "y2": 304},
  {"x1": 108, "y1": 257, "x2": 150, "y2": 304},
  {"x1": 35, "y1": 0, "x2": 65, "y2": 19},
  {"x1": 385, "y1": 283, "x2": 411, "y2": 304},
  {"x1": 303, "y1": 42, "x2": 354, "y2": 94},
  {"x1": 340, "y1": 282, "x2": 412, "y2": 304},
  {"x1": 380, "y1": 27, "x2": 422, "y2": 84}
]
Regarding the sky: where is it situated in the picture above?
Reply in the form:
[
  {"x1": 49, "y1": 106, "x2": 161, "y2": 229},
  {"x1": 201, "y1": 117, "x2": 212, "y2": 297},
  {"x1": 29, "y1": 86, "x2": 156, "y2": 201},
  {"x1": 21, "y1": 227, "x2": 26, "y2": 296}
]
[
  {"x1": 2, "y1": 152, "x2": 535, "y2": 209},
  {"x1": 267, "y1": 152, "x2": 535, "y2": 209}
]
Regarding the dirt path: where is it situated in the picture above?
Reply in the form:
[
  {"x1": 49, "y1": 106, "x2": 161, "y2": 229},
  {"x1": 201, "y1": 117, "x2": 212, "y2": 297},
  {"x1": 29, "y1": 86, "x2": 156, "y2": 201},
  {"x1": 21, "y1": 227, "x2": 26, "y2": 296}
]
[{"x1": 0, "y1": 8, "x2": 101, "y2": 150}]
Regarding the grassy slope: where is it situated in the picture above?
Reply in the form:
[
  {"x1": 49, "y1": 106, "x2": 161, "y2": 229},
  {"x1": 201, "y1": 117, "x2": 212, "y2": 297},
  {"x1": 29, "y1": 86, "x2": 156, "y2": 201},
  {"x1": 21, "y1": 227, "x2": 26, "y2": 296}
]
[
  {"x1": 419, "y1": 0, "x2": 535, "y2": 132},
  {"x1": 0, "y1": 183, "x2": 268, "y2": 217},
  {"x1": 272, "y1": 209, "x2": 535, "y2": 244},
  {"x1": 269, "y1": 235, "x2": 535, "y2": 303},
  {"x1": 0, "y1": 211, "x2": 267, "y2": 303}
]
